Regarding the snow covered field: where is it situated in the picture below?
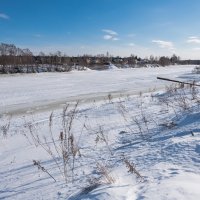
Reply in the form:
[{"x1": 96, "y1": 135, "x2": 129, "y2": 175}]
[
  {"x1": 0, "y1": 65, "x2": 200, "y2": 200},
  {"x1": 0, "y1": 65, "x2": 195, "y2": 115}
]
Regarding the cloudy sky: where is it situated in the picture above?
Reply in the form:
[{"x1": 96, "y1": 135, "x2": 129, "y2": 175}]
[{"x1": 1, "y1": 0, "x2": 200, "y2": 59}]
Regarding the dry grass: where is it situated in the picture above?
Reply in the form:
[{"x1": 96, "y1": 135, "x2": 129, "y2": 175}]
[
  {"x1": 1, "y1": 116, "x2": 11, "y2": 138},
  {"x1": 96, "y1": 162, "x2": 115, "y2": 184},
  {"x1": 123, "y1": 157, "x2": 144, "y2": 182}
]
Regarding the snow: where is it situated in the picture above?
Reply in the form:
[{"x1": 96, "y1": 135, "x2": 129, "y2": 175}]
[
  {"x1": 0, "y1": 65, "x2": 200, "y2": 200},
  {"x1": 141, "y1": 169, "x2": 200, "y2": 200},
  {"x1": 0, "y1": 65, "x2": 195, "y2": 116},
  {"x1": 107, "y1": 63, "x2": 119, "y2": 70}
]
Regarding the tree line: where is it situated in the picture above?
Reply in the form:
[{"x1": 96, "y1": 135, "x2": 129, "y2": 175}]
[{"x1": 0, "y1": 43, "x2": 188, "y2": 74}]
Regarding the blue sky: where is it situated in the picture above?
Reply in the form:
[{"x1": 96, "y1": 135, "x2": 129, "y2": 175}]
[{"x1": 1, "y1": 0, "x2": 200, "y2": 58}]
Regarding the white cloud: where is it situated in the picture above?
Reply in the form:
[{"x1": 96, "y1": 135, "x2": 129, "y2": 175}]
[
  {"x1": 102, "y1": 29, "x2": 118, "y2": 35},
  {"x1": 103, "y1": 35, "x2": 113, "y2": 40},
  {"x1": 128, "y1": 43, "x2": 135, "y2": 47},
  {"x1": 102, "y1": 29, "x2": 119, "y2": 41},
  {"x1": 189, "y1": 36, "x2": 198, "y2": 39},
  {"x1": 152, "y1": 40, "x2": 174, "y2": 50},
  {"x1": 0, "y1": 13, "x2": 9, "y2": 19},
  {"x1": 103, "y1": 35, "x2": 119, "y2": 41},
  {"x1": 187, "y1": 36, "x2": 200, "y2": 44}
]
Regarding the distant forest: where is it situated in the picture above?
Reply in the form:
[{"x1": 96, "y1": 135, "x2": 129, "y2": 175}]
[{"x1": 0, "y1": 43, "x2": 198, "y2": 74}]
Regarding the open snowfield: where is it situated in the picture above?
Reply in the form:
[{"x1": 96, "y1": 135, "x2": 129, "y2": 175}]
[
  {"x1": 0, "y1": 65, "x2": 200, "y2": 200},
  {"x1": 0, "y1": 65, "x2": 195, "y2": 115}
]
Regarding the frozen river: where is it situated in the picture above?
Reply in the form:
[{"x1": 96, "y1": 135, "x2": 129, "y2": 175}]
[{"x1": 0, "y1": 65, "x2": 196, "y2": 115}]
